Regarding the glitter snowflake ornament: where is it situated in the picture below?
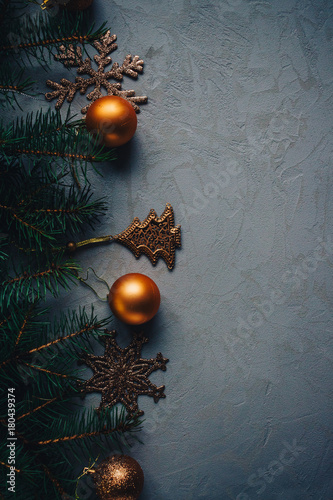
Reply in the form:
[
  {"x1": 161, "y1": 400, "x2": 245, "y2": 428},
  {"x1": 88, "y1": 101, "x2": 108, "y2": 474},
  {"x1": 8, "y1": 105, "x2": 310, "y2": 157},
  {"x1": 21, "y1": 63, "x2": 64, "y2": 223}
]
[
  {"x1": 45, "y1": 30, "x2": 148, "y2": 114},
  {"x1": 79, "y1": 330, "x2": 169, "y2": 417}
]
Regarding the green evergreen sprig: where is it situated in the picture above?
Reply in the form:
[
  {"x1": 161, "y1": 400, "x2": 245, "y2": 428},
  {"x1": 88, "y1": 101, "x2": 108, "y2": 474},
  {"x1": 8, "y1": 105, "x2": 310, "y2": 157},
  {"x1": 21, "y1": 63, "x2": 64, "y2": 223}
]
[
  {"x1": 0, "y1": 109, "x2": 115, "y2": 176},
  {"x1": 0, "y1": 67, "x2": 35, "y2": 109},
  {"x1": 0, "y1": 111, "x2": 112, "y2": 306},
  {"x1": 0, "y1": 167, "x2": 107, "y2": 250},
  {"x1": 0, "y1": 9, "x2": 108, "y2": 64},
  {"x1": 0, "y1": 300, "x2": 142, "y2": 499},
  {"x1": 0, "y1": 253, "x2": 80, "y2": 305},
  {"x1": 0, "y1": 2, "x2": 147, "y2": 497}
]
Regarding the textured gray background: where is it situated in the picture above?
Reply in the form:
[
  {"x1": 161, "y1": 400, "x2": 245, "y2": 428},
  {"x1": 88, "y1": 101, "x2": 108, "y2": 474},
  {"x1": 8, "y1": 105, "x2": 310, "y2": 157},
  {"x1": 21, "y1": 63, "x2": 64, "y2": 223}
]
[{"x1": 26, "y1": 0, "x2": 333, "y2": 498}]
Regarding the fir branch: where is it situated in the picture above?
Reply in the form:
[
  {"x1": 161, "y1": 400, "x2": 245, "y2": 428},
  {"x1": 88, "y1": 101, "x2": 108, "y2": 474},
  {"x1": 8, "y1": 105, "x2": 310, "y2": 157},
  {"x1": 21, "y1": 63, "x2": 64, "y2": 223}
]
[
  {"x1": 0, "y1": 438, "x2": 60, "y2": 499},
  {"x1": 0, "y1": 250, "x2": 7, "y2": 261},
  {"x1": 0, "y1": 299, "x2": 47, "y2": 358},
  {"x1": 0, "y1": 234, "x2": 8, "y2": 261},
  {"x1": 0, "y1": 301, "x2": 109, "y2": 389},
  {"x1": 0, "y1": 300, "x2": 106, "y2": 356},
  {"x1": 0, "y1": 163, "x2": 106, "y2": 262},
  {"x1": 21, "y1": 361, "x2": 72, "y2": 378},
  {"x1": 0, "y1": 297, "x2": 141, "y2": 497},
  {"x1": 37, "y1": 427, "x2": 119, "y2": 445},
  {"x1": 15, "y1": 391, "x2": 74, "y2": 422},
  {"x1": 28, "y1": 321, "x2": 103, "y2": 355},
  {"x1": 0, "y1": 201, "x2": 57, "y2": 249},
  {"x1": 0, "y1": 3, "x2": 144, "y2": 496},
  {"x1": 0, "y1": 314, "x2": 10, "y2": 329},
  {"x1": 0, "y1": 67, "x2": 35, "y2": 109},
  {"x1": 30, "y1": 406, "x2": 142, "y2": 448},
  {"x1": 42, "y1": 465, "x2": 65, "y2": 497},
  {"x1": 16, "y1": 397, "x2": 58, "y2": 421},
  {"x1": 0, "y1": 10, "x2": 108, "y2": 62},
  {"x1": 0, "y1": 108, "x2": 72, "y2": 148},
  {"x1": 14, "y1": 301, "x2": 35, "y2": 346},
  {"x1": 0, "y1": 175, "x2": 106, "y2": 250},
  {"x1": 0, "y1": 460, "x2": 20, "y2": 473},
  {"x1": 0, "y1": 109, "x2": 116, "y2": 175},
  {"x1": 0, "y1": 255, "x2": 80, "y2": 305}
]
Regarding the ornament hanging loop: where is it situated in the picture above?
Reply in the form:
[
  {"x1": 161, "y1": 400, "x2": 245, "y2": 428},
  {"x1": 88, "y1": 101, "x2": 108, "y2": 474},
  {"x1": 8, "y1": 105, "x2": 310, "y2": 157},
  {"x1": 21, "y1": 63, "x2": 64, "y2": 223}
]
[
  {"x1": 75, "y1": 456, "x2": 99, "y2": 500},
  {"x1": 83, "y1": 467, "x2": 96, "y2": 474},
  {"x1": 76, "y1": 235, "x2": 114, "y2": 249},
  {"x1": 77, "y1": 267, "x2": 109, "y2": 301}
]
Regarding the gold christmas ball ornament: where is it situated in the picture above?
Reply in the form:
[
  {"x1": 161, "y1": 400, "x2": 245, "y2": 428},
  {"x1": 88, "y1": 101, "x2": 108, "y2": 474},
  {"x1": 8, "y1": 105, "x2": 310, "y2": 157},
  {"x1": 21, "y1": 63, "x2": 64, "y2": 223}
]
[
  {"x1": 92, "y1": 455, "x2": 144, "y2": 500},
  {"x1": 108, "y1": 273, "x2": 160, "y2": 325},
  {"x1": 85, "y1": 95, "x2": 137, "y2": 148}
]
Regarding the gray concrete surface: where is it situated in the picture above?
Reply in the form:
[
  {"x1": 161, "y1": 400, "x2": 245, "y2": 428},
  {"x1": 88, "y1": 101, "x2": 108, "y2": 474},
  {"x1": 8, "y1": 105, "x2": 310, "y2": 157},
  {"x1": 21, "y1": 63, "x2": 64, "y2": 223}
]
[{"x1": 23, "y1": 0, "x2": 333, "y2": 498}]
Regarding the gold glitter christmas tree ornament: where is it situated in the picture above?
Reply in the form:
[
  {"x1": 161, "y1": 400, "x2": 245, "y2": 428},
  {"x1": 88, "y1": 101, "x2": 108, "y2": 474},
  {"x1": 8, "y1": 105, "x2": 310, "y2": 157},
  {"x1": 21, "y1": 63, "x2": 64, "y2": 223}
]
[{"x1": 66, "y1": 203, "x2": 181, "y2": 270}]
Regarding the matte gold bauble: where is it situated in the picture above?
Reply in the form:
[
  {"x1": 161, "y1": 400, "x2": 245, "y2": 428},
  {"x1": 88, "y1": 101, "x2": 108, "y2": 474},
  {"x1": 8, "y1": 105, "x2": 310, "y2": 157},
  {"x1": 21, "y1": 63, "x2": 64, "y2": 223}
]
[
  {"x1": 63, "y1": 0, "x2": 93, "y2": 10},
  {"x1": 108, "y1": 273, "x2": 160, "y2": 325},
  {"x1": 85, "y1": 95, "x2": 137, "y2": 147},
  {"x1": 93, "y1": 455, "x2": 144, "y2": 500}
]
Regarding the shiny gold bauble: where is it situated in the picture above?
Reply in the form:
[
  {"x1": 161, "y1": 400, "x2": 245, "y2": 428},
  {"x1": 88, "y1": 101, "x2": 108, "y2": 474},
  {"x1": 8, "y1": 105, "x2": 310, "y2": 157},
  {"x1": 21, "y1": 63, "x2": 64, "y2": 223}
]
[
  {"x1": 108, "y1": 273, "x2": 160, "y2": 325},
  {"x1": 85, "y1": 95, "x2": 137, "y2": 147},
  {"x1": 93, "y1": 455, "x2": 144, "y2": 500},
  {"x1": 63, "y1": 0, "x2": 93, "y2": 10}
]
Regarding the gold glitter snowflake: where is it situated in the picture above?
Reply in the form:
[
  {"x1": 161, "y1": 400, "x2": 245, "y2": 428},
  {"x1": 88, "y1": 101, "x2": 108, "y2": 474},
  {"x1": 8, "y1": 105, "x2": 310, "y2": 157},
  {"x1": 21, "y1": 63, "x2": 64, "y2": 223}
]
[
  {"x1": 79, "y1": 330, "x2": 169, "y2": 417},
  {"x1": 45, "y1": 30, "x2": 147, "y2": 114}
]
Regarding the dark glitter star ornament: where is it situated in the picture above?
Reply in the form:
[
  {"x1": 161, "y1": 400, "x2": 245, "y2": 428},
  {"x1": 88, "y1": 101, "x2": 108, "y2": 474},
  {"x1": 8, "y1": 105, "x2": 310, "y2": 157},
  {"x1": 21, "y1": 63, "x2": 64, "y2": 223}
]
[{"x1": 79, "y1": 330, "x2": 169, "y2": 417}]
